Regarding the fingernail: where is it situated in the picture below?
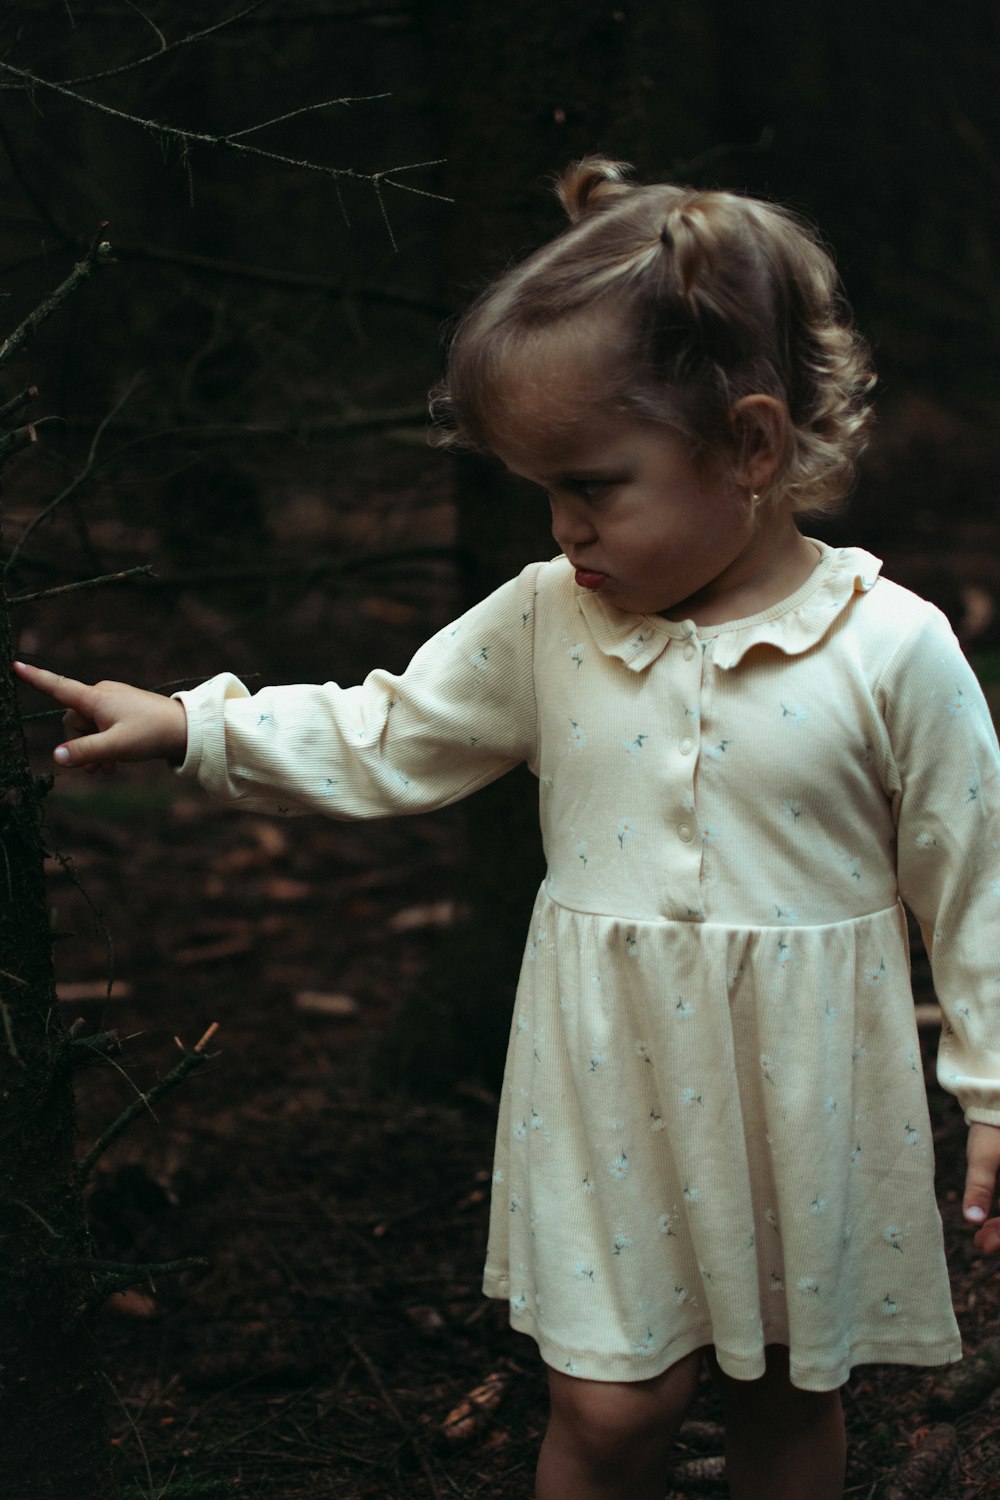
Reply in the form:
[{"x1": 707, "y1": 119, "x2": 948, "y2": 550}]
[
  {"x1": 54, "y1": 747, "x2": 70, "y2": 766},
  {"x1": 966, "y1": 1206, "x2": 986, "y2": 1222}
]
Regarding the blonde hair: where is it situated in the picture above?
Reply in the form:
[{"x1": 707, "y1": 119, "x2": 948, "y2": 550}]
[{"x1": 431, "y1": 157, "x2": 874, "y2": 514}]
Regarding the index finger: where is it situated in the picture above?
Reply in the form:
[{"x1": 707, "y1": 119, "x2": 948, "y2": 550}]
[{"x1": 13, "y1": 661, "x2": 97, "y2": 713}]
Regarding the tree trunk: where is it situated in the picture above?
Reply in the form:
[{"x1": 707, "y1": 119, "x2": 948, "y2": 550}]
[{"x1": 0, "y1": 585, "x2": 116, "y2": 1496}]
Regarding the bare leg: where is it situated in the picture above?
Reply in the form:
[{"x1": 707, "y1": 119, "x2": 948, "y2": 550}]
[
  {"x1": 535, "y1": 1348, "x2": 704, "y2": 1500},
  {"x1": 710, "y1": 1345, "x2": 845, "y2": 1500}
]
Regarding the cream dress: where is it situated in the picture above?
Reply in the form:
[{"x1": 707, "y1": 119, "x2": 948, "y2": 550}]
[{"x1": 177, "y1": 543, "x2": 1000, "y2": 1391}]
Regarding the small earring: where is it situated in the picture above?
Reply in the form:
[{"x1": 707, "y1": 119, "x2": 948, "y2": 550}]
[{"x1": 750, "y1": 490, "x2": 760, "y2": 503}]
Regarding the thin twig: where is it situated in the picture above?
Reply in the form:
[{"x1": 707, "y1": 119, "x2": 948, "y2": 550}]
[
  {"x1": 75, "y1": 1022, "x2": 219, "y2": 1181},
  {"x1": 102, "y1": 1371, "x2": 160, "y2": 1500},
  {"x1": 0, "y1": 225, "x2": 114, "y2": 370},
  {"x1": 33, "y1": 402, "x2": 432, "y2": 442},
  {"x1": 0, "y1": 62, "x2": 453, "y2": 217},
  {"x1": 61, "y1": 1, "x2": 270, "y2": 87},
  {"x1": 52, "y1": 1253, "x2": 208, "y2": 1278},
  {"x1": 7, "y1": 564, "x2": 154, "y2": 605},
  {"x1": 0, "y1": 386, "x2": 38, "y2": 423},
  {"x1": 347, "y1": 1336, "x2": 444, "y2": 1500},
  {"x1": 0, "y1": 422, "x2": 37, "y2": 464},
  {"x1": 2, "y1": 1198, "x2": 61, "y2": 1237},
  {"x1": 3, "y1": 373, "x2": 143, "y2": 574},
  {"x1": 225, "y1": 93, "x2": 391, "y2": 139},
  {"x1": 0, "y1": 997, "x2": 22, "y2": 1063},
  {"x1": 123, "y1": 0, "x2": 167, "y2": 53}
]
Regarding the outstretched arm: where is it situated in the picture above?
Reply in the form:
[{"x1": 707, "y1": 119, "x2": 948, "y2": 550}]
[
  {"x1": 12, "y1": 661, "x2": 188, "y2": 771},
  {"x1": 965, "y1": 1122, "x2": 1000, "y2": 1254}
]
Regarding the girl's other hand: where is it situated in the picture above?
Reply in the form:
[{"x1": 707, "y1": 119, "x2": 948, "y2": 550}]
[
  {"x1": 12, "y1": 661, "x2": 188, "y2": 773},
  {"x1": 964, "y1": 1122, "x2": 1000, "y2": 1253}
]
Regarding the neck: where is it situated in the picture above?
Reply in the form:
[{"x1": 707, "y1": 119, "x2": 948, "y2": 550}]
[{"x1": 663, "y1": 516, "x2": 820, "y2": 627}]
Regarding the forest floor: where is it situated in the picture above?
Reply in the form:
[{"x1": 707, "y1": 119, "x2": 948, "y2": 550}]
[{"x1": 39, "y1": 772, "x2": 1000, "y2": 1500}]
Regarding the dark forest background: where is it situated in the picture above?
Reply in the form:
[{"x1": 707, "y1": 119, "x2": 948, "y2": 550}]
[{"x1": 2, "y1": 4, "x2": 1000, "y2": 1496}]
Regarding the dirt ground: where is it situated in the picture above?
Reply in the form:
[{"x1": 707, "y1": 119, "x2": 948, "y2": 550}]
[{"x1": 32, "y1": 770, "x2": 1000, "y2": 1500}]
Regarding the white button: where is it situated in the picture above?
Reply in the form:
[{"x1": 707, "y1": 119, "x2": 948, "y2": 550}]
[
  {"x1": 677, "y1": 823, "x2": 694, "y2": 843},
  {"x1": 679, "y1": 737, "x2": 694, "y2": 755},
  {"x1": 683, "y1": 644, "x2": 696, "y2": 661}
]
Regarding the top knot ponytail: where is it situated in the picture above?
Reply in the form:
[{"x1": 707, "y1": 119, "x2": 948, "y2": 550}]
[
  {"x1": 662, "y1": 201, "x2": 717, "y2": 310},
  {"x1": 555, "y1": 156, "x2": 634, "y2": 224}
]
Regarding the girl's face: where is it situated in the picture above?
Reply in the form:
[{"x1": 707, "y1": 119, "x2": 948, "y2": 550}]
[{"x1": 493, "y1": 403, "x2": 768, "y2": 623}]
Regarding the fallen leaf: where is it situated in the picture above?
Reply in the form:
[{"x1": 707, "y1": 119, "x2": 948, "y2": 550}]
[
  {"x1": 878, "y1": 1424, "x2": 957, "y2": 1499},
  {"x1": 442, "y1": 1371, "x2": 508, "y2": 1441},
  {"x1": 175, "y1": 933, "x2": 254, "y2": 965},
  {"x1": 56, "y1": 980, "x2": 133, "y2": 1002},
  {"x1": 928, "y1": 1336, "x2": 1000, "y2": 1415},
  {"x1": 389, "y1": 900, "x2": 458, "y2": 933},
  {"x1": 406, "y1": 1305, "x2": 446, "y2": 1338},
  {"x1": 261, "y1": 877, "x2": 311, "y2": 902},
  {"x1": 103, "y1": 1289, "x2": 158, "y2": 1320},
  {"x1": 294, "y1": 990, "x2": 360, "y2": 1018}
]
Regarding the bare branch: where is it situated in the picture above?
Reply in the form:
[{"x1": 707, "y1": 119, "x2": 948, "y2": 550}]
[
  {"x1": 63, "y1": 1255, "x2": 210, "y2": 1325},
  {"x1": 223, "y1": 93, "x2": 392, "y2": 139},
  {"x1": 7, "y1": 566, "x2": 154, "y2": 606},
  {"x1": 0, "y1": 62, "x2": 453, "y2": 222},
  {"x1": 376, "y1": 160, "x2": 452, "y2": 202},
  {"x1": 76, "y1": 1027, "x2": 219, "y2": 1181},
  {"x1": 371, "y1": 175, "x2": 397, "y2": 253},
  {"x1": 0, "y1": 227, "x2": 114, "y2": 372},
  {"x1": 3, "y1": 375, "x2": 142, "y2": 575},
  {"x1": 121, "y1": 0, "x2": 167, "y2": 52},
  {"x1": 0, "y1": 387, "x2": 38, "y2": 424},
  {"x1": 58, "y1": 2, "x2": 270, "y2": 87},
  {"x1": 0, "y1": 424, "x2": 37, "y2": 465},
  {"x1": 18, "y1": 403, "x2": 432, "y2": 458}
]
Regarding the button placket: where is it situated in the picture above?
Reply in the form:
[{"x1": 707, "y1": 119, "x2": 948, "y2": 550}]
[{"x1": 664, "y1": 633, "x2": 706, "y2": 909}]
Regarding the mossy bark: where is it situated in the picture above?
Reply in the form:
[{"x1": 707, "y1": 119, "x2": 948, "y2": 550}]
[{"x1": 0, "y1": 546, "x2": 116, "y2": 1496}]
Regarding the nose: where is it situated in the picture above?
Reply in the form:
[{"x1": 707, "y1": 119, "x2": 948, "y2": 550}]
[{"x1": 550, "y1": 496, "x2": 598, "y2": 552}]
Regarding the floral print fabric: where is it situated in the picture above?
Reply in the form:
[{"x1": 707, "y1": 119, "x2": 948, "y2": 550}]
[{"x1": 177, "y1": 542, "x2": 1000, "y2": 1390}]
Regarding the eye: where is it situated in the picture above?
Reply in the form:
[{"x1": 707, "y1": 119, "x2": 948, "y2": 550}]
[{"x1": 568, "y1": 477, "x2": 607, "y2": 501}]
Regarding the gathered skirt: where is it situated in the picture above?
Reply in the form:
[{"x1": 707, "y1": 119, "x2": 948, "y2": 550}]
[{"x1": 482, "y1": 888, "x2": 961, "y2": 1391}]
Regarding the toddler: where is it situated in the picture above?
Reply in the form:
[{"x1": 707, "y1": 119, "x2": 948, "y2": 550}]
[{"x1": 16, "y1": 157, "x2": 1000, "y2": 1500}]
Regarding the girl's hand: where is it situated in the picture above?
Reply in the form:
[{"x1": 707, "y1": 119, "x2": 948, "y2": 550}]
[
  {"x1": 12, "y1": 661, "x2": 188, "y2": 773},
  {"x1": 964, "y1": 1122, "x2": 1000, "y2": 1253}
]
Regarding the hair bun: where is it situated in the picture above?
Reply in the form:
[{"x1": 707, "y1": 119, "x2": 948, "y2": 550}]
[
  {"x1": 555, "y1": 155, "x2": 634, "y2": 223},
  {"x1": 663, "y1": 200, "x2": 715, "y2": 307}
]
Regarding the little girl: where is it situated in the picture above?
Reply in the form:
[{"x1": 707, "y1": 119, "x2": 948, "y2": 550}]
[{"x1": 16, "y1": 157, "x2": 1000, "y2": 1500}]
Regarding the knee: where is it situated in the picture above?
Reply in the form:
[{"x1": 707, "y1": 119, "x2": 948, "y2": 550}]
[
  {"x1": 547, "y1": 1353, "x2": 702, "y2": 1473},
  {"x1": 714, "y1": 1346, "x2": 842, "y2": 1430}
]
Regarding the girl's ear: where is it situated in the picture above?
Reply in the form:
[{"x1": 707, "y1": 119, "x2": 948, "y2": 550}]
[{"x1": 729, "y1": 395, "x2": 788, "y2": 494}]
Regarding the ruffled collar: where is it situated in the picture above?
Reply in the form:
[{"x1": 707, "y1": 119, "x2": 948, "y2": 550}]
[{"x1": 574, "y1": 541, "x2": 883, "y2": 673}]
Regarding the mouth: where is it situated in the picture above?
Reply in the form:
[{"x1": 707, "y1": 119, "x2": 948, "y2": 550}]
[{"x1": 574, "y1": 567, "x2": 607, "y2": 591}]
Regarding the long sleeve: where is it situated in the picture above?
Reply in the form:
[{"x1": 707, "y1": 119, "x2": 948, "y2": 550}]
[
  {"x1": 175, "y1": 562, "x2": 540, "y2": 820},
  {"x1": 878, "y1": 605, "x2": 1000, "y2": 1124}
]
